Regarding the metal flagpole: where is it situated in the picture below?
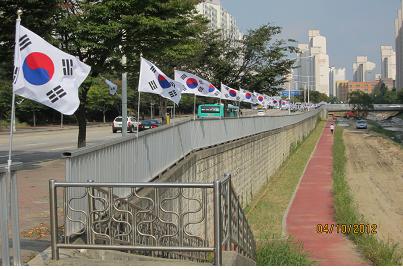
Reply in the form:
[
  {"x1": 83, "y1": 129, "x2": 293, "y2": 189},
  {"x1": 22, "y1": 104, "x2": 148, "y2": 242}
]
[
  {"x1": 137, "y1": 54, "x2": 143, "y2": 138},
  {"x1": 193, "y1": 94, "x2": 196, "y2": 121},
  {"x1": 3, "y1": 10, "x2": 23, "y2": 266},
  {"x1": 172, "y1": 101, "x2": 175, "y2": 126}
]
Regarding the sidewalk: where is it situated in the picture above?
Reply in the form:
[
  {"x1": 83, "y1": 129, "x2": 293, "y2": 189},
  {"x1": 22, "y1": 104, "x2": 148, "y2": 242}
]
[{"x1": 286, "y1": 122, "x2": 368, "y2": 265}]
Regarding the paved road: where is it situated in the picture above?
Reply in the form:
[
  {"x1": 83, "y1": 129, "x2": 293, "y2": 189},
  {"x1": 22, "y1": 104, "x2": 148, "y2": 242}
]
[
  {"x1": 0, "y1": 112, "x2": 298, "y2": 165},
  {"x1": 0, "y1": 125, "x2": 122, "y2": 164}
]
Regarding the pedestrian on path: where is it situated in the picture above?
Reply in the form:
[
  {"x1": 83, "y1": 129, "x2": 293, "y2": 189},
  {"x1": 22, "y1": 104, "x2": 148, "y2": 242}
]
[{"x1": 330, "y1": 123, "x2": 335, "y2": 135}]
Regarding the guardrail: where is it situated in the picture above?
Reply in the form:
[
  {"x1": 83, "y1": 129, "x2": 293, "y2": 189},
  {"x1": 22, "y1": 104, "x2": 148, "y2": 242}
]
[
  {"x1": 326, "y1": 104, "x2": 403, "y2": 112},
  {"x1": 49, "y1": 174, "x2": 255, "y2": 265},
  {"x1": 0, "y1": 163, "x2": 22, "y2": 266}
]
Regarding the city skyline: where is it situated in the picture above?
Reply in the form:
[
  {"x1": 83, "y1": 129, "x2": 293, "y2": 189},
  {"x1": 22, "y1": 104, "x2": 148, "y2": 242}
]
[{"x1": 221, "y1": 0, "x2": 400, "y2": 80}]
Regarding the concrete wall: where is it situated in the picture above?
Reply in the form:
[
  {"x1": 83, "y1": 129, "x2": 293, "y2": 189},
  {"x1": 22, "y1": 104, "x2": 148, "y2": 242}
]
[{"x1": 159, "y1": 114, "x2": 320, "y2": 208}]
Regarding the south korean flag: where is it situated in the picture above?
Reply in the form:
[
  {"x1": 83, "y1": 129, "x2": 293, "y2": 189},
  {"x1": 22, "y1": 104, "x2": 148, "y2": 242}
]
[
  {"x1": 221, "y1": 83, "x2": 244, "y2": 102},
  {"x1": 174, "y1": 70, "x2": 221, "y2": 99},
  {"x1": 139, "y1": 57, "x2": 184, "y2": 105},
  {"x1": 13, "y1": 23, "x2": 91, "y2": 115}
]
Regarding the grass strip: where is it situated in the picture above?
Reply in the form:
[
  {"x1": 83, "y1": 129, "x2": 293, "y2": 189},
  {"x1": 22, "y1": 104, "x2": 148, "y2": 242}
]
[
  {"x1": 333, "y1": 127, "x2": 402, "y2": 265},
  {"x1": 247, "y1": 120, "x2": 326, "y2": 266}
]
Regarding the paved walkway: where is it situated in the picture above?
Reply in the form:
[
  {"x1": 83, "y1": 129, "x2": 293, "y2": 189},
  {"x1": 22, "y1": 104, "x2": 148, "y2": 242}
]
[{"x1": 286, "y1": 122, "x2": 368, "y2": 266}]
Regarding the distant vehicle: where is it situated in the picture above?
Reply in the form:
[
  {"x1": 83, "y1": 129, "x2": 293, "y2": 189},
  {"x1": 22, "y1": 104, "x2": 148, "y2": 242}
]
[
  {"x1": 356, "y1": 120, "x2": 368, "y2": 129},
  {"x1": 197, "y1": 104, "x2": 239, "y2": 119},
  {"x1": 197, "y1": 104, "x2": 224, "y2": 119},
  {"x1": 139, "y1": 119, "x2": 161, "y2": 131},
  {"x1": 112, "y1": 116, "x2": 139, "y2": 133},
  {"x1": 257, "y1": 110, "x2": 265, "y2": 116}
]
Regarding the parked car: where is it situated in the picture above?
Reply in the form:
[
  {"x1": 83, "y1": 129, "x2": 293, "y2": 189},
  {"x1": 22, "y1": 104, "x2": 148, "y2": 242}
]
[
  {"x1": 355, "y1": 119, "x2": 368, "y2": 129},
  {"x1": 112, "y1": 116, "x2": 139, "y2": 133},
  {"x1": 139, "y1": 119, "x2": 161, "y2": 131},
  {"x1": 257, "y1": 110, "x2": 265, "y2": 116}
]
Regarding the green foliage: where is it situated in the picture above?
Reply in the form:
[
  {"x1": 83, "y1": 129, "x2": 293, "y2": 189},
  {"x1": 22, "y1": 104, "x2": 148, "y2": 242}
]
[
  {"x1": 257, "y1": 239, "x2": 313, "y2": 266},
  {"x1": 333, "y1": 127, "x2": 402, "y2": 265},
  {"x1": 0, "y1": 81, "x2": 12, "y2": 122},
  {"x1": 309, "y1": 90, "x2": 329, "y2": 103},
  {"x1": 87, "y1": 80, "x2": 120, "y2": 122},
  {"x1": 348, "y1": 91, "x2": 374, "y2": 117}
]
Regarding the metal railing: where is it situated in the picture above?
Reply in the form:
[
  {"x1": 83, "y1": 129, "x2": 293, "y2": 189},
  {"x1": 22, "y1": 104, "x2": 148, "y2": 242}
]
[
  {"x1": 0, "y1": 163, "x2": 22, "y2": 266},
  {"x1": 49, "y1": 174, "x2": 256, "y2": 265},
  {"x1": 63, "y1": 110, "x2": 323, "y2": 235},
  {"x1": 64, "y1": 110, "x2": 323, "y2": 185}
]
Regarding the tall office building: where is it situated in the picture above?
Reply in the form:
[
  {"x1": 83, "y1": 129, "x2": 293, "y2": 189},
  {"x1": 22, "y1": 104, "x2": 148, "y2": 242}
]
[
  {"x1": 296, "y1": 30, "x2": 330, "y2": 96},
  {"x1": 196, "y1": 0, "x2": 242, "y2": 41},
  {"x1": 381, "y1": 46, "x2": 396, "y2": 81},
  {"x1": 329, "y1": 67, "x2": 346, "y2": 97},
  {"x1": 353, "y1": 56, "x2": 376, "y2": 82}
]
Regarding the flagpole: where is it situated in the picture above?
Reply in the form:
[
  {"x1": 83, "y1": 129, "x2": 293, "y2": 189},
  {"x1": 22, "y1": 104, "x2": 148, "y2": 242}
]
[
  {"x1": 137, "y1": 54, "x2": 143, "y2": 138},
  {"x1": 4, "y1": 10, "x2": 23, "y2": 266},
  {"x1": 219, "y1": 82, "x2": 223, "y2": 119},
  {"x1": 193, "y1": 94, "x2": 196, "y2": 121},
  {"x1": 172, "y1": 101, "x2": 175, "y2": 126}
]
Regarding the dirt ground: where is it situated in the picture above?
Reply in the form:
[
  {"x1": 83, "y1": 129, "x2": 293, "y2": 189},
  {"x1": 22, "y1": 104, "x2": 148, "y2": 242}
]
[
  {"x1": 344, "y1": 130, "x2": 403, "y2": 246},
  {"x1": 15, "y1": 159, "x2": 65, "y2": 263}
]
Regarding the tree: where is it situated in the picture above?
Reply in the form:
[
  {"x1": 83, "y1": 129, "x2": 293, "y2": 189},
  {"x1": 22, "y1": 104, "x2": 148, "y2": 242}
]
[
  {"x1": 87, "y1": 81, "x2": 119, "y2": 123},
  {"x1": 17, "y1": 98, "x2": 47, "y2": 126},
  {"x1": 191, "y1": 24, "x2": 298, "y2": 96},
  {"x1": 348, "y1": 91, "x2": 374, "y2": 118},
  {"x1": 309, "y1": 91, "x2": 329, "y2": 103}
]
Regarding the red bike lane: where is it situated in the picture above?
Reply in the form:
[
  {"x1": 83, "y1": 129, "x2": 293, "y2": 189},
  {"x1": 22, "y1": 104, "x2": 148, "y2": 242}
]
[{"x1": 286, "y1": 122, "x2": 368, "y2": 265}]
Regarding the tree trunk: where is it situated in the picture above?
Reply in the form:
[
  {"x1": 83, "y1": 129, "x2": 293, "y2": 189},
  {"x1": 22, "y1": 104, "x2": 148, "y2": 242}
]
[
  {"x1": 159, "y1": 97, "x2": 167, "y2": 125},
  {"x1": 75, "y1": 83, "x2": 90, "y2": 148},
  {"x1": 76, "y1": 103, "x2": 87, "y2": 148},
  {"x1": 103, "y1": 110, "x2": 106, "y2": 124},
  {"x1": 33, "y1": 111, "x2": 36, "y2": 127}
]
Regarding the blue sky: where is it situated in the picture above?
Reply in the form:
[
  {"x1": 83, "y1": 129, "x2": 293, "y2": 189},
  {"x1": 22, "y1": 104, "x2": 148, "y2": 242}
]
[{"x1": 221, "y1": 0, "x2": 400, "y2": 79}]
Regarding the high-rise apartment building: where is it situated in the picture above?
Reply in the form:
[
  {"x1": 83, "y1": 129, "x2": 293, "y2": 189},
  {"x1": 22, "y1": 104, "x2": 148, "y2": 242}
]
[
  {"x1": 395, "y1": 1, "x2": 403, "y2": 89},
  {"x1": 196, "y1": 0, "x2": 242, "y2": 41},
  {"x1": 380, "y1": 46, "x2": 396, "y2": 81},
  {"x1": 353, "y1": 56, "x2": 376, "y2": 82},
  {"x1": 329, "y1": 67, "x2": 346, "y2": 97},
  {"x1": 296, "y1": 30, "x2": 330, "y2": 96}
]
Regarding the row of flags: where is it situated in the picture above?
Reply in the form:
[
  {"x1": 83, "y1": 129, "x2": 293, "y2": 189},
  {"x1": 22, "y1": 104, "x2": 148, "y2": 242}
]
[
  {"x1": 139, "y1": 57, "x2": 286, "y2": 108},
  {"x1": 12, "y1": 23, "x2": 288, "y2": 116}
]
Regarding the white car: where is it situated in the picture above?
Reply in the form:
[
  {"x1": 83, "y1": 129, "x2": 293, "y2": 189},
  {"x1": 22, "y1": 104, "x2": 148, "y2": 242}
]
[
  {"x1": 257, "y1": 110, "x2": 265, "y2": 116},
  {"x1": 112, "y1": 116, "x2": 139, "y2": 133}
]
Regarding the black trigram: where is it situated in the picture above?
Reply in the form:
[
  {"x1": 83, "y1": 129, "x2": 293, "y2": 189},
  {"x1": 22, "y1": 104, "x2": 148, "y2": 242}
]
[
  {"x1": 19, "y1": 34, "x2": 32, "y2": 51},
  {"x1": 62, "y1": 59, "x2": 74, "y2": 76},
  {"x1": 180, "y1": 73, "x2": 187, "y2": 80},
  {"x1": 168, "y1": 90, "x2": 178, "y2": 98},
  {"x1": 47, "y1": 86, "x2": 67, "y2": 103},
  {"x1": 214, "y1": 92, "x2": 220, "y2": 96},
  {"x1": 198, "y1": 87, "x2": 204, "y2": 93},
  {"x1": 13, "y1": 67, "x2": 19, "y2": 84},
  {"x1": 150, "y1": 66, "x2": 157, "y2": 73},
  {"x1": 170, "y1": 82, "x2": 176, "y2": 88},
  {"x1": 148, "y1": 80, "x2": 158, "y2": 91}
]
